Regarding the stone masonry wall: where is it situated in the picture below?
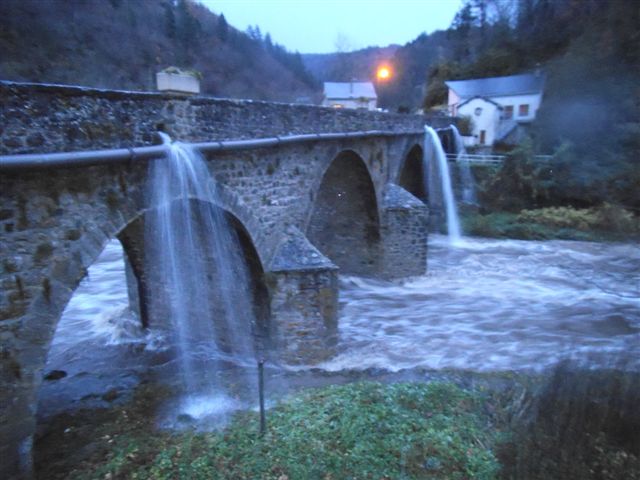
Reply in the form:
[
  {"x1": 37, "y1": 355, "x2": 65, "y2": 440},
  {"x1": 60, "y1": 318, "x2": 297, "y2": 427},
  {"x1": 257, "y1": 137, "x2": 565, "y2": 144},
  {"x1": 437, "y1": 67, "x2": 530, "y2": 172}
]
[
  {"x1": 0, "y1": 81, "x2": 432, "y2": 155},
  {"x1": 381, "y1": 184, "x2": 430, "y2": 278}
]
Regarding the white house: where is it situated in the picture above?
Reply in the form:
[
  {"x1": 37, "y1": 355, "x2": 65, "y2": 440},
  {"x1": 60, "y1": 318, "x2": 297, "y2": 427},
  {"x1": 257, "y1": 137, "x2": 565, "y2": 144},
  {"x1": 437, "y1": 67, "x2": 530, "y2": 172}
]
[
  {"x1": 322, "y1": 82, "x2": 377, "y2": 110},
  {"x1": 445, "y1": 72, "x2": 545, "y2": 147}
]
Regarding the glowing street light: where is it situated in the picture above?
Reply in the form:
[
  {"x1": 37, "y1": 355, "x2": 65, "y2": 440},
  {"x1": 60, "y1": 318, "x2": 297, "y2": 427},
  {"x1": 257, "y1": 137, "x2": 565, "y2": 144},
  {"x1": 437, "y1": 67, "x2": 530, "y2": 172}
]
[{"x1": 376, "y1": 65, "x2": 392, "y2": 81}]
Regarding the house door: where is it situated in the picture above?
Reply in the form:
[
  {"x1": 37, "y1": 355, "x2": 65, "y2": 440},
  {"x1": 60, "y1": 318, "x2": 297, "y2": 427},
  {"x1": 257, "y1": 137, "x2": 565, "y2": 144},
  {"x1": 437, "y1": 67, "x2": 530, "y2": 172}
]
[{"x1": 479, "y1": 130, "x2": 486, "y2": 145}]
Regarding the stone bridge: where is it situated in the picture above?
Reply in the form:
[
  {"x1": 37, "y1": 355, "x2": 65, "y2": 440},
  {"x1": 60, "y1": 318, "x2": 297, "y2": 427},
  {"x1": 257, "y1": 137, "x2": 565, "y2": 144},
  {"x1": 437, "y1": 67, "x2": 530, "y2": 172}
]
[{"x1": 0, "y1": 82, "x2": 449, "y2": 478}]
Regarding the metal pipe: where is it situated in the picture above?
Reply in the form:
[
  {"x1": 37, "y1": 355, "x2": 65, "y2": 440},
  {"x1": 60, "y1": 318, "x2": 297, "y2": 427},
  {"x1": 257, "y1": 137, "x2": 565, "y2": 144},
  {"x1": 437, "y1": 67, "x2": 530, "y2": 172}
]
[
  {"x1": 0, "y1": 129, "x2": 424, "y2": 171},
  {"x1": 0, "y1": 145, "x2": 167, "y2": 170}
]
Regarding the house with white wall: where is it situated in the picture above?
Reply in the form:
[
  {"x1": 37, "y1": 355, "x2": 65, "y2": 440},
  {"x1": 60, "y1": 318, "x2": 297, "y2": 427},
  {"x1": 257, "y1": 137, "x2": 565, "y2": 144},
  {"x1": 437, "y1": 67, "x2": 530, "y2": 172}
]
[
  {"x1": 445, "y1": 72, "x2": 545, "y2": 147},
  {"x1": 323, "y1": 82, "x2": 377, "y2": 110}
]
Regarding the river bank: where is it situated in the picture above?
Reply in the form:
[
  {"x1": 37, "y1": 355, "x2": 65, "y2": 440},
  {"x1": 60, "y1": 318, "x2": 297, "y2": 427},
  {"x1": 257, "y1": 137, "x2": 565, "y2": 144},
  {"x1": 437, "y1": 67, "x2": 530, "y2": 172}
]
[{"x1": 35, "y1": 363, "x2": 639, "y2": 479}]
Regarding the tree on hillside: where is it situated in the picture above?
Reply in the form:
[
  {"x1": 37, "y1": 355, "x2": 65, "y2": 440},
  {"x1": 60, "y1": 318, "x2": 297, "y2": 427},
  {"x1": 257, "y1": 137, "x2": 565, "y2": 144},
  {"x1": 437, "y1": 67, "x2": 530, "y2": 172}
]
[
  {"x1": 423, "y1": 61, "x2": 461, "y2": 109},
  {"x1": 163, "y1": 1, "x2": 176, "y2": 39},
  {"x1": 217, "y1": 13, "x2": 228, "y2": 41}
]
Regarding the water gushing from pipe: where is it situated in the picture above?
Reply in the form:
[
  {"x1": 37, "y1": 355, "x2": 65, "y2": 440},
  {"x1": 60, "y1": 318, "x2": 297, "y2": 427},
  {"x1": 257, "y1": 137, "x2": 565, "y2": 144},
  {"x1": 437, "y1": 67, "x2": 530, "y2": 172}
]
[
  {"x1": 450, "y1": 124, "x2": 478, "y2": 205},
  {"x1": 425, "y1": 126, "x2": 461, "y2": 243},
  {"x1": 145, "y1": 133, "x2": 258, "y2": 423}
]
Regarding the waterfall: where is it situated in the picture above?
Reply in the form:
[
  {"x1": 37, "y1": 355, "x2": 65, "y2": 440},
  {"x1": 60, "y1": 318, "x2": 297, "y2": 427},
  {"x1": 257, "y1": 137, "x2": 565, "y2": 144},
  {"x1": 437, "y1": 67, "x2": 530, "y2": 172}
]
[
  {"x1": 425, "y1": 126, "x2": 461, "y2": 243},
  {"x1": 450, "y1": 124, "x2": 478, "y2": 205},
  {"x1": 145, "y1": 133, "x2": 258, "y2": 421}
]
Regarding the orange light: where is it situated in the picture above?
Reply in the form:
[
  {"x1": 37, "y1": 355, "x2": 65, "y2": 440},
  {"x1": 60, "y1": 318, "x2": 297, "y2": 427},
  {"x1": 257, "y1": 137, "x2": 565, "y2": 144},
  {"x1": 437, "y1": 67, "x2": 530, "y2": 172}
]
[{"x1": 377, "y1": 66, "x2": 391, "y2": 81}]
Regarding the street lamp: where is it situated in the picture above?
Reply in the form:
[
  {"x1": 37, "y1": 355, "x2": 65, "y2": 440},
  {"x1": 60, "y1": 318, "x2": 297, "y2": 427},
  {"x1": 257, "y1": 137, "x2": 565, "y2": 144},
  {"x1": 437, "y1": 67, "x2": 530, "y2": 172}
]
[{"x1": 376, "y1": 65, "x2": 392, "y2": 81}]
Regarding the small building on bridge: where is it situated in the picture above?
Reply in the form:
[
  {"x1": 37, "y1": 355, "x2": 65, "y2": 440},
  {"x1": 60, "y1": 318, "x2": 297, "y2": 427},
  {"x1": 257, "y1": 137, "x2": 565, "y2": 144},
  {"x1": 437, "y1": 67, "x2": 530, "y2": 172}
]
[
  {"x1": 322, "y1": 81, "x2": 378, "y2": 110},
  {"x1": 445, "y1": 71, "x2": 545, "y2": 148}
]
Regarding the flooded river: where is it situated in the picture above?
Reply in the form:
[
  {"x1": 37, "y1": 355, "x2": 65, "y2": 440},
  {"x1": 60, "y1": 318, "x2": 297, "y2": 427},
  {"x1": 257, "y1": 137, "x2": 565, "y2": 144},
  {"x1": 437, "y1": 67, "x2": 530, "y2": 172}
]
[{"x1": 38, "y1": 235, "x2": 640, "y2": 418}]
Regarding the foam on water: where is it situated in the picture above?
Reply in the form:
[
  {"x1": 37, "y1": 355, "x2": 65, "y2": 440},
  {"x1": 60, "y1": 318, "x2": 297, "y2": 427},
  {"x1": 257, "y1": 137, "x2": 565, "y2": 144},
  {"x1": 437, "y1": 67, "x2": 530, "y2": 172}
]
[
  {"x1": 320, "y1": 235, "x2": 640, "y2": 373},
  {"x1": 49, "y1": 239, "x2": 163, "y2": 353},
  {"x1": 180, "y1": 394, "x2": 243, "y2": 420}
]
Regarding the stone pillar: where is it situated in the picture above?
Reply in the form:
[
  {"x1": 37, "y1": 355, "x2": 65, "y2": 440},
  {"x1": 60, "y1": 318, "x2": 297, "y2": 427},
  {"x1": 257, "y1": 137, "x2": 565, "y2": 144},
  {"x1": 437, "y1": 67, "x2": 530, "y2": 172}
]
[
  {"x1": 266, "y1": 228, "x2": 338, "y2": 365},
  {"x1": 117, "y1": 219, "x2": 150, "y2": 329},
  {"x1": 381, "y1": 184, "x2": 429, "y2": 278}
]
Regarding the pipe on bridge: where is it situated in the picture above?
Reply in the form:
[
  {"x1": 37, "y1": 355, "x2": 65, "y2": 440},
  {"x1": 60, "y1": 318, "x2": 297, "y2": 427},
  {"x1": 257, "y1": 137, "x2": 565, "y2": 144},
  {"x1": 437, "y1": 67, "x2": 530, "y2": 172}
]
[{"x1": 0, "y1": 130, "x2": 424, "y2": 170}]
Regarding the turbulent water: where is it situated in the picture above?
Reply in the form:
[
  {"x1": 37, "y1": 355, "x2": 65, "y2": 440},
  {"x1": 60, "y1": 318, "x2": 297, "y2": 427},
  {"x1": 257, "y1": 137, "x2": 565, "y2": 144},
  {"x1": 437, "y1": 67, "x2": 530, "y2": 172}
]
[
  {"x1": 38, "y1": 240, "x2": 164, "y2": 418},
  {"x1": 43, "y1": 235, "x2": 640, "y2": 403},
  {"x1": 322, "y1": 235, "x2": 640, "y2": 372}
]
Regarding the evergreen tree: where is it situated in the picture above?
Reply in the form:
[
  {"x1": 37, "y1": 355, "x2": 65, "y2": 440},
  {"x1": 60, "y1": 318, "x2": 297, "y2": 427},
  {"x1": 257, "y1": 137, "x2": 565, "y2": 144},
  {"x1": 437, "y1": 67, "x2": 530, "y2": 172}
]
[
  {"x1": 217, "y1": 13, "x2": 228, "y2": 42},
  {"x1": 163, "y1": 2, "x2": 176, "y2": 39}
]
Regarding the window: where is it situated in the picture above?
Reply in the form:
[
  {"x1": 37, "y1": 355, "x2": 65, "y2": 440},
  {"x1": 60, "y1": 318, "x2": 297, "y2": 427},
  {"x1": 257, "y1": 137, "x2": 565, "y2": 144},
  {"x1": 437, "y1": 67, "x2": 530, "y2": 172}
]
[
  {"x1": 519, "y1": 104, "x2": 530, "y2": 116},
  {"x1": 504, "y1": 105, "x2": 514, "y2": 119},
  {"x1": 479, "y1": 130, "x2": 486, "y2": 145},
  {"x1": 474, "y1": 107, "x2": 483, "y2": 116}
]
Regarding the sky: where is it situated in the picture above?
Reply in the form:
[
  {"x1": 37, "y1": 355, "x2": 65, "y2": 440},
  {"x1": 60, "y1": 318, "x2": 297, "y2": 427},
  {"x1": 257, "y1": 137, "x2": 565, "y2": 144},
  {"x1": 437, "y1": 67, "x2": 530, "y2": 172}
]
[{"x1": 200, "y1": 0, "x2": 463, "y2": 54}]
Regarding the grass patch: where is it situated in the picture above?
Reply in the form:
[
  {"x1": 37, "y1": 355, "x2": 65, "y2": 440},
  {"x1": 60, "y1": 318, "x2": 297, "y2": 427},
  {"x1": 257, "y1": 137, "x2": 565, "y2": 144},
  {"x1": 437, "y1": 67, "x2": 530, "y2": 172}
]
[{"x1": 64, "y1": 382, "x2": 501, "y2": 480}]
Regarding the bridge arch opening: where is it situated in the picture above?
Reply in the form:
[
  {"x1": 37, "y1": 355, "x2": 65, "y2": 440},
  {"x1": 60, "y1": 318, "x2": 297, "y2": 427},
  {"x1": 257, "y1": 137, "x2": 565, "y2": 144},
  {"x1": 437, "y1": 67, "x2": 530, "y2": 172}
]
[
  {"x1": 120, "y1": 198, "x2": 271, "y2": 355},
  {"x1": 34, "y1": 199, "x2": 270, "y2": 472},
  {"x1": 398, "y1": 144, "x2": 427, "y2": 202},
  {"x1": 307, "y1": 150, "x2": 381, "y2": 276},
  {"x1": 35, "y1": 237, "x2": 149, "y2": 421}
]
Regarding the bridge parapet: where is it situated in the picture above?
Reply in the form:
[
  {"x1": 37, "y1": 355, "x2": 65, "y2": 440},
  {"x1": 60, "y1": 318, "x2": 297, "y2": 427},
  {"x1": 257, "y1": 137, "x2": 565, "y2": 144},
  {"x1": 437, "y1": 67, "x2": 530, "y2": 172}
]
[{"x1": 0, "y1": 81, "x2": 439, "y2": 155}]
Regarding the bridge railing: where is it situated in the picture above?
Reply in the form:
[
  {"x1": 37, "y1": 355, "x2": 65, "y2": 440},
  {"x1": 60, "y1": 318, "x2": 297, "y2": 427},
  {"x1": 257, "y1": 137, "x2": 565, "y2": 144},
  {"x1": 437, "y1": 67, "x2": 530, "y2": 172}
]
[{"x1": 446, "y1": 153, "x2": 506, "y2": 164}]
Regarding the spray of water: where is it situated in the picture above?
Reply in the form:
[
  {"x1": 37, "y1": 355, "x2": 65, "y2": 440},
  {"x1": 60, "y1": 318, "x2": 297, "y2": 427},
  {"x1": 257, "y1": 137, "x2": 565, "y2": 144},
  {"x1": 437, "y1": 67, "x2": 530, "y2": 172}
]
[
  {"x1": 146, "y1": 133, "x2": 258, "y2": 422},
  {"x1": 425, "y1": 126, "x2": 461, "y2": 243},
  {"x1": 450, "y1": 124, "x2": 478, "y2": 205}
]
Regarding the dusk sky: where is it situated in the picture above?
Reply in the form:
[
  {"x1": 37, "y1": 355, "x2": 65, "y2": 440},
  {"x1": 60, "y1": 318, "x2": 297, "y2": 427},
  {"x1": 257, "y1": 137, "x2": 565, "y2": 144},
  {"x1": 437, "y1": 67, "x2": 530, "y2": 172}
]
[{"x1": 201, "y1": 0, "x2": 463, "y2": 54}]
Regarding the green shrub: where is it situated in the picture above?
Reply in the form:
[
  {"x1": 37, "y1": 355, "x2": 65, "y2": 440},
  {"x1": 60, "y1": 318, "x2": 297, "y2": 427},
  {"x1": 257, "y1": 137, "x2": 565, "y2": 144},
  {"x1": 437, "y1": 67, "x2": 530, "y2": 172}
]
[
  {"x1": 517, "y1": 206, "x2": 597, "y2": 231},
  {"x1": 518, "y1": 204, "x2": 638, "y2": 233},
  {"x1": 594, "y1": 202, "x2": 638, "y2": 232}
]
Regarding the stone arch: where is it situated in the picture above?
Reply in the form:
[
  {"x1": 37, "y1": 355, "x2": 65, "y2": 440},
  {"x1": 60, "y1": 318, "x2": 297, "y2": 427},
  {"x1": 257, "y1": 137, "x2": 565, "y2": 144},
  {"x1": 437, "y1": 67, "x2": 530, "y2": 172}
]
[
  {"x1": 116, "y1": 194, "x2": 271, "y2": 349},
  {"x1": 214, "y1": 183, "x2": 272, "y2": 267},
  {"x1": 397, "y1": 144, "x2": 427, "y2": 202},
  {"x1": 19, "y1": 189, "x2": 271, "y2": 477},
  {"x1": 222, "y1": 210, "x2": 271, "y2": 350},
  {"x1": 306, "y1": 150, "x2": 382, "y2": 276}
]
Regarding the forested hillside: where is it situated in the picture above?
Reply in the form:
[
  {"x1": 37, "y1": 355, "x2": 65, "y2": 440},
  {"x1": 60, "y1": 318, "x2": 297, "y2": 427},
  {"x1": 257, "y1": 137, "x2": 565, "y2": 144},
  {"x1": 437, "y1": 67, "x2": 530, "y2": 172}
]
[
  {"x1": 0, "y1": 0, "x2": 318, "y2": 102},
  {"x1": 302, "y1": 45, "x2": 398, "y2": 84}
]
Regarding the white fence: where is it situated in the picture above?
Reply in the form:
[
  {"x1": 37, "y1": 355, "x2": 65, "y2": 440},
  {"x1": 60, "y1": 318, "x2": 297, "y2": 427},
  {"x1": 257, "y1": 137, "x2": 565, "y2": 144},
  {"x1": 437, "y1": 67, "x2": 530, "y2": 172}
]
[{"x1": 445, "y1": 153, "x2": 553, "y2": 165}]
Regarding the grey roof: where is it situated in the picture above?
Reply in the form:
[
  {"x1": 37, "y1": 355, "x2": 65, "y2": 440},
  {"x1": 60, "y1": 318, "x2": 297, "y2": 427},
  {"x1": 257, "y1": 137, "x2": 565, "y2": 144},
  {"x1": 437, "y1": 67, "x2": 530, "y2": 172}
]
[
  {"x1": 323, "y1": 82, "x2": 377, "y2": 100},
  {"x1": 445, "y1": 72, "x2": 545, "y2": 99}
]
